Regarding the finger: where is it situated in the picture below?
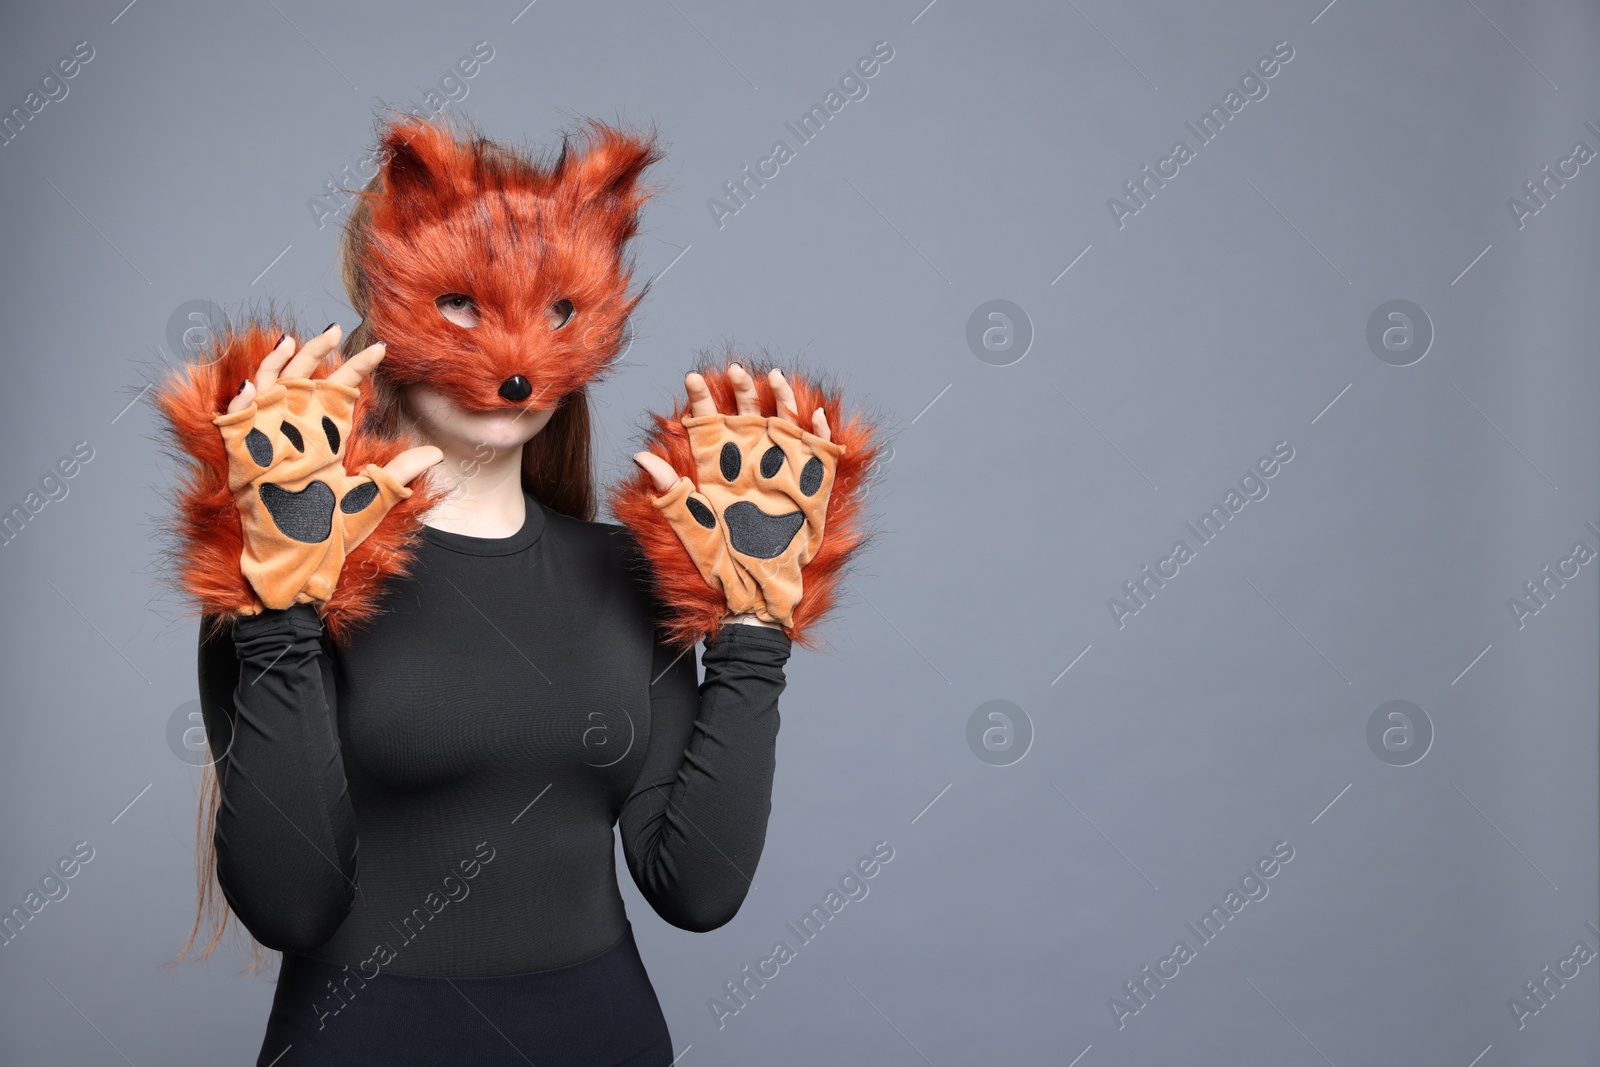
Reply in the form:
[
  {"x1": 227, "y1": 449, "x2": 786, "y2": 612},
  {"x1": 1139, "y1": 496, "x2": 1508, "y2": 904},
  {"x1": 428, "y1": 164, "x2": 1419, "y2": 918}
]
[
  {"x1": 327, "y1": 341, "x2": 387, "y2": 388},
  {"x1": 383, "y1": 445, "x2": 444, "y2": 487},
  {"x1": 769, "y1": 369, "x2": 802, "y2": 425},
  {"x1": 282, "y1": 323, "x2": 341, "y2": 381},
  {"x1": 684, "y1": 372, "x2": 718, "y2": 418},
  {"x1": 729, "y1": 362, "x2": 760, "y2": 416},
  {"x1": 253, "y1": 333, "x2": 296, "y2": 393},
  {"x1": 811, "y1": 407, "x2": 831, "y2": 443},
  {"x1": 226, "y1": 378, "x2": 257, "y2": 415},
  {"x1": 633, "y1": 451, "x2": 683, "y2": 494}
]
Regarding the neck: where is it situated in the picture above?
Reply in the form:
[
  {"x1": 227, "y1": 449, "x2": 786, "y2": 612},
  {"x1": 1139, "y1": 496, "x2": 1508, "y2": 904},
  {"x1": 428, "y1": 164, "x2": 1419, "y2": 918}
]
[{"x1": 417, "y1": 436, "x2": 528, "y2": 539}]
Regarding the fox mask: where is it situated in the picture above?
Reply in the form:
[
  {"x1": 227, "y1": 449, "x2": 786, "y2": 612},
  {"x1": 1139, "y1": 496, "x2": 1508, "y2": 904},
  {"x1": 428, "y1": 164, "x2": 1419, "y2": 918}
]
[{"x1": 351, "y1": 114, "x2": 663, "y2": 411}]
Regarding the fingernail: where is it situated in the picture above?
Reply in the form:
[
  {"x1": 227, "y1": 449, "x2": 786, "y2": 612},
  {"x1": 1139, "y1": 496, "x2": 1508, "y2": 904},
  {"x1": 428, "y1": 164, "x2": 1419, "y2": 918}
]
[
  {"x1": 238, "y1": 379, "x2": 249, "y2": 395},
  {"x1": 729, "y1": 361, "x2": 742, "y2": 371},
  {"x1": 324, "y1": 322, "x2": 339, "y2": 334},
  {"x1": 273, "y1": 333, "x2": 286, "y2": 348}
]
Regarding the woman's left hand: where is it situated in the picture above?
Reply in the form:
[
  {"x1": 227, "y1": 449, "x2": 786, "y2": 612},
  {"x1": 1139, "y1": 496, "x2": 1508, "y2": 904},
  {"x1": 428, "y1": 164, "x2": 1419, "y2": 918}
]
[{"x1": 633, "y1": 363, "x2": 840, "y2": 631}]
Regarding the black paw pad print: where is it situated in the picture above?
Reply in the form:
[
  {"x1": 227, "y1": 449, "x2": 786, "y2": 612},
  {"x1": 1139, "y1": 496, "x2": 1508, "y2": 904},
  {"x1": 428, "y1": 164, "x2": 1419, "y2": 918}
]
[
  {"x1": 711, "y1": 439, "x2": 810, "y2": 559},
  {"x1": 245, "y1": 417, "x2": 381, "y2": 545},
  {"x1": 256, "y1": 479, "x2": 384, "y2": 544},
  {"x1": 724, "y1": 502, "x2": 804, "y2": 558},
  {"x1": 259, "y1": 482, "x2": 336, "y2": 543}
]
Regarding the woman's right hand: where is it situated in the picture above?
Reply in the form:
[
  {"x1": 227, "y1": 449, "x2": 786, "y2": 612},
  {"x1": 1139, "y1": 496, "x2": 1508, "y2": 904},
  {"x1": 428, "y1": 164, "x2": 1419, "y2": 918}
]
[
  {"x1": 231, "y1": 324, "x2": 442, "y2": 484},
  {"x1": 215, "y1": 325, "x2": 442, "y2": 613}
]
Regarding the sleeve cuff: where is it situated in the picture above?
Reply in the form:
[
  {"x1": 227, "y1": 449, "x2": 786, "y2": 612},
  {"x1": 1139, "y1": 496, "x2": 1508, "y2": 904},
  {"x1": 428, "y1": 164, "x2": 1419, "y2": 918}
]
[
  {"x1": 231, "y1": 602, "x2": 324, "y2": 641},
  {"x1": 704, "y1": 620, "x2": 793, "y2": 665}
]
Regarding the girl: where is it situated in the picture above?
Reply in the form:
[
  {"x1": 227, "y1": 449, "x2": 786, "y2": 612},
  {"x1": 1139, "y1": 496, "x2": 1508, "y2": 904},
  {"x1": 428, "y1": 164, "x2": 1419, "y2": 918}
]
[{"x1": 155, "y1": 113, "x2": 876, "y2": 1066}]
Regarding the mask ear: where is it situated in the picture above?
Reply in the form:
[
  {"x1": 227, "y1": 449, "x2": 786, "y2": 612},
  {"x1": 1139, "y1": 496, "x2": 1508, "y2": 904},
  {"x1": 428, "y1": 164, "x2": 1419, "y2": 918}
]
[
  {"x1": 370, "y1": 116, "x2": 472, "y2": 231},
  {"x1": 555, "y1": 119, "x2": 664, "y2": 243}
]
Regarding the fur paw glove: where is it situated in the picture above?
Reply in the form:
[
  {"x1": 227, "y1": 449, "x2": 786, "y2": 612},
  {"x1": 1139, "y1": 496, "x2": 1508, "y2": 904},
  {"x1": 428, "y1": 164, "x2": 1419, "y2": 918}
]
[
  {"x1": 610, "y1": 356, "x2": 881, "y2": 650},
  {"x1": 152, "y1": 312, "x2": 442, "y2": 645},
  {"x1": 650, "y1": 413, "x2": 842, "y2": 629},
  {"x1": 213, "y1": 377, "x2": 414, "y2": 613}
]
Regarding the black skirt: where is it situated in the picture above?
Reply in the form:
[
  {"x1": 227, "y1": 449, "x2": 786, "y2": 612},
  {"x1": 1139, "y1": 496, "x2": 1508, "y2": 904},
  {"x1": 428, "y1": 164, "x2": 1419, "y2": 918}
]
[{"x1": 256, "y1": 922, "x2": 674, "y2": 1066}]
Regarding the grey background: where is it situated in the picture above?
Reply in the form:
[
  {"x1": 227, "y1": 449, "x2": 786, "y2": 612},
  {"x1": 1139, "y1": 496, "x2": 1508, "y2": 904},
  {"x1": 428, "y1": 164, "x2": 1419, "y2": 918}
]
[{"x1": 1, "y1": 0, "x2": 1596, "y2": 1063}]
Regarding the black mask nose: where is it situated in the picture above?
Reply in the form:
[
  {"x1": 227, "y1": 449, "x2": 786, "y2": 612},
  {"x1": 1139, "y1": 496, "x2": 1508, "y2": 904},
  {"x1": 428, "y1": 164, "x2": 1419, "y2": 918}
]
[{"x1": 498, "y1": 375, "x2": 532, "y2": 402}]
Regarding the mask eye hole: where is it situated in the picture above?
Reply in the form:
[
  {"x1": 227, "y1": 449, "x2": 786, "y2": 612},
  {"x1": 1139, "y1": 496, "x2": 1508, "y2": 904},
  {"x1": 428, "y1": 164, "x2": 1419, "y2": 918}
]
[
  {"x1": 548, "y1": 298, "x2": 575, "y2": 331},
  {"x1": 436, "y1": 293, "x2": 481, "y2": 328}
]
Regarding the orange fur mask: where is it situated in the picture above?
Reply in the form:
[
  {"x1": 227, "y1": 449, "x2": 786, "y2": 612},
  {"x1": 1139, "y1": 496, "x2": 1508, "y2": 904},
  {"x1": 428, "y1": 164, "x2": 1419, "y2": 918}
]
[{"x1": 350, "y1": 114, "x2": 663, "y2": 411}]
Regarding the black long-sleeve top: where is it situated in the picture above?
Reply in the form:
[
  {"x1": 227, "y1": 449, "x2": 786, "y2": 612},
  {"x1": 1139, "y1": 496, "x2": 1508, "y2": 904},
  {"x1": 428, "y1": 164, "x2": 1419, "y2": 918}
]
[{"x1": 196, "y1": 493, "x2": 791, "y2": 977}]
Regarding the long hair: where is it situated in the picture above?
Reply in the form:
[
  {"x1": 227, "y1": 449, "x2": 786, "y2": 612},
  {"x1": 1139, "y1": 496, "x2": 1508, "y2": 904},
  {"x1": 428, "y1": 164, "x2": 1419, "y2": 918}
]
[{"x1": 174, "y1": 746, "x2": 245, "y2": 967}]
